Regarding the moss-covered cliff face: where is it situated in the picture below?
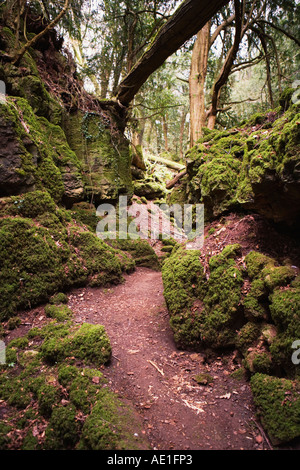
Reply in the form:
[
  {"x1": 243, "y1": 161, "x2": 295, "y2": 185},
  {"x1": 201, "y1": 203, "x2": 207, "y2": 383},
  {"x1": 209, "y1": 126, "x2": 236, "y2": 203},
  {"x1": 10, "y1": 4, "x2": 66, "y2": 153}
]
[
  {"x1": 0, "y1": 24, "x2": 133, "y2": 206},
  {"x1": 63, "y1": 111, "x2": 133, "y2": 203},
  {"x1": 183, "y1": 99, "x2": 300, "y2": 225}
]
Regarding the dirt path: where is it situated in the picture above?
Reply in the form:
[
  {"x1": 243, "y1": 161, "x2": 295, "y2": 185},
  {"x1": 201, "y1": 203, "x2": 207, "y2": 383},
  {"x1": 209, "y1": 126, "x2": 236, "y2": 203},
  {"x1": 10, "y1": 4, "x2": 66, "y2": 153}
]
[{"x1": 68, "y1": 267, "x2": 268, "y2": 451}]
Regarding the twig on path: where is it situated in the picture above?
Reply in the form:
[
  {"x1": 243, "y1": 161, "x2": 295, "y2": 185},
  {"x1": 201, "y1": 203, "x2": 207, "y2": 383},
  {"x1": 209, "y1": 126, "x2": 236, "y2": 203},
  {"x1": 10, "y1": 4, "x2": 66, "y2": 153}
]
[
  {"x1": 147, "y1": 360, "x2": 165, "y2": 376},
  {"x1": 251, "y1": 418, "x2": 273, "y2": 450}
]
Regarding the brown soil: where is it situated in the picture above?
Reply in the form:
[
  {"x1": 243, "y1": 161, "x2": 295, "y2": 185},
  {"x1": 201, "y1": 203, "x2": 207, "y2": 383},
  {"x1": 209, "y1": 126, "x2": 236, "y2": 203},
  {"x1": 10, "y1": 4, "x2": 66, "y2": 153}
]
[{"x1": 67, "y1": 267, "x2": 269, "y2": 451}]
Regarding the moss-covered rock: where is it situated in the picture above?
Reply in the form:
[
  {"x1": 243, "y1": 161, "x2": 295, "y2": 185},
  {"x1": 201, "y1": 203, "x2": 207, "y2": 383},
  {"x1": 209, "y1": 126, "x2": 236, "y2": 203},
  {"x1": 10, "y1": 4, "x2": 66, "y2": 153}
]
[
  {"x1": 40, "y1": 322, "x2": 112, "y2": 366},
  {"x1": 162, "y1": 244, "x2": 244, "y2": 350},
  {"x1": 108, "y1": 238, "x2": 160, "y2": 270},
  {"x1": 63, "y1": 110, "x2": 133, "y2": 203},
  {"x1": 181, "y1": 101, "x2": 300, "y2": 224},
  {"x1": 134, "y1": 178, "x2": 166, "y2": 200},
  {"x1": 0, "y1": 319, "x2": 149, "y2": 450},
  {"x1": 0, "y1": 97, "x2": 84, "y2": 203},
  {"x1": 0, "y1": 191, "x2": 134, "y2": 319},
  {"x1": 251, "y1": 373, "x2": 300, "y2": 445},
  {"x1": 44, "y1": 304, "x2": 73, "y2": 322}
]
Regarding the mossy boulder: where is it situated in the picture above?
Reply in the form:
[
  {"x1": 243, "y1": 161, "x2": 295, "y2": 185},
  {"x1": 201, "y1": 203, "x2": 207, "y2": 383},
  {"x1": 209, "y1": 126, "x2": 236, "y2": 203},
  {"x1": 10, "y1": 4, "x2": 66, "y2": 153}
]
[
  {"x1": 0, "y1": 97, "x2": 84, "y2": 203},
  {"x1": 0, "y1": 191, "x2": 133, "y2": 319},
  {"x1": 108, "y1": 238, "x2": 160, "y2": 270},
  {"x1": 162, "y1": 244, "x2": 244, "y2": 350},
  {"x1": 251, "y1": 373, "x2": 300, "y2": 445},
  {"x1": 134, "y1": 178, "x2": 166, "y2": 200},
  {"x1": 0, "y1": 319, "x2": 149, "y2": 450},
  {"x1": 40, "y1": 322, "x2": 112, "y2": 366}
]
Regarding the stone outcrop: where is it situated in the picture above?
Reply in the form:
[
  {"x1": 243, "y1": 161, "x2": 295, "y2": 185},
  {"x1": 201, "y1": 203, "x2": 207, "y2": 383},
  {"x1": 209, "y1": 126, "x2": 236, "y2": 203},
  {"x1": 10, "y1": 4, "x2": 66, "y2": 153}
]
[{"x1": 182, "y1": 99, "x2": 300, "y2": 225}]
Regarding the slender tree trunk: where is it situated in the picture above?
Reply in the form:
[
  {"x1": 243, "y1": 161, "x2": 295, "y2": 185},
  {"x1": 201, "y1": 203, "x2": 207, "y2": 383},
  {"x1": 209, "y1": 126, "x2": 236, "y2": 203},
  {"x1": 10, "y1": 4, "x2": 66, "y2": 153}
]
[
  {"x1": 189, "y1": 21, "x2": 211, "y2": 147},
  {"x1": 179, "y1": 106, "x2": 188, "y2": 159},
  {"x1": 162, "y1": 114, "x2": 169, "y2": 152},
  {"x1": 258, "y1": 33, "x2": 274, "y2": 108},
  {"x1": 206, "y1": 0, "x2": 242, "y2": 129}
]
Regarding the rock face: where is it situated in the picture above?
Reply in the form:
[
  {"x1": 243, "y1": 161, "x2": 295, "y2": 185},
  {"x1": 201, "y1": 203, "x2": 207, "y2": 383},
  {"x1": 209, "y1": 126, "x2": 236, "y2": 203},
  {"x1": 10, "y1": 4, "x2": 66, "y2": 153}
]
[
  {"x1": 63, "y1": 111, "x2": 133, "y2": 204},
  {"x1": 0, "y1": 25, "x2": 133, "y2": 206},
  {"x1": 184, "y1": 101, "x2": 300, "y2": 225},
  {"x1": 0, "y1": 97, "x2": 84, "y2": 204}
]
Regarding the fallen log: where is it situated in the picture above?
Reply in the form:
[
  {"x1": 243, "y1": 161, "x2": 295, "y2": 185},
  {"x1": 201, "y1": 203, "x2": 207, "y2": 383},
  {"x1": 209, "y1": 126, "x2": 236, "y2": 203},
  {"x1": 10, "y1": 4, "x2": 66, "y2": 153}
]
[
  {"x1": 147, "y1": 154, "x2": 185, "y2": 171},
  {"x1": 166, "y1": 169, "x2": 187, "y2": 190}
]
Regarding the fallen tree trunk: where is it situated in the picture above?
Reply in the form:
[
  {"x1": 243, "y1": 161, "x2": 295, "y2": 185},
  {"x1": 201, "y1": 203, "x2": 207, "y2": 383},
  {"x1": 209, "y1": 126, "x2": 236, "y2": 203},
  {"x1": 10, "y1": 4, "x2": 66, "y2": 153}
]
[
  {"x1": 114, "y1": 0, "x2": 230, "y2": 106},
  {"x1": 166, "y1": 170, "x2": 187, "y2": 190},
  {"x1": 147, "y1": 154, "x2": 185, "y2": 171}
]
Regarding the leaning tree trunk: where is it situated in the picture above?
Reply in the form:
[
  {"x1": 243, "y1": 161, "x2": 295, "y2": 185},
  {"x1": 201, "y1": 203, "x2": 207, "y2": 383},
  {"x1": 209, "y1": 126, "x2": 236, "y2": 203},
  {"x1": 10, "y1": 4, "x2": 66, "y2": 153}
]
[{"x1": 114, "y1": 0, "x2": 230, "y2": 106}]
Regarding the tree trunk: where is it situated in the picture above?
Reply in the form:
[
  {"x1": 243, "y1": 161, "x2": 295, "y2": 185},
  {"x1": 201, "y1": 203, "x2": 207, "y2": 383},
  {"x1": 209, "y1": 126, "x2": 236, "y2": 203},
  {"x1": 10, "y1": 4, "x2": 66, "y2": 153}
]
[
  {"x1": 162, "y1": 114, "x2": 169, "y2": 152},
  {"x1": 114, "y1": 0, "x2": 230, "y2": 106},
  {"x1": 179, "y1": 106, "x2": 188, "y2": 159},
  {"x1": 206, "y1": 0, "x2": 242, "y2": 129},
  {"x1": 189, "y1": 21, "x2": 211, "y2": 147}
]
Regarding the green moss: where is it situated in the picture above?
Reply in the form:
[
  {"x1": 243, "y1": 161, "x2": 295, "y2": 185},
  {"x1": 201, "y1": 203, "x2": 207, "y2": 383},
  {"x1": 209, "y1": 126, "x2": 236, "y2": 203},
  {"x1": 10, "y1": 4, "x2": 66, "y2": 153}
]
[
  {"x1": 185, "y1": 103, "x2": 300, "y2": 224},
  {"x1": 37, "y1": 384, "x2": 61, "y2": 418},
  {"x1": 44, "y1": 404, "x2": 79, "y2": 450},
  {"x1": 63, "y1": 111, "x2": 133, "y2": 202},
  {"x1": 251, "y1": 352, "x2": 273, "y2": 374},
  {"x1": 193, "y1": 373, "x2": 214, "y2": 385},
  {"x1": 49, "y1": 292, "x2": 68, "y2": 305},
  {"x1": 243, "y1": 279, "x2": 268, "y2": 320},
  {"x1": 262, "y1": 265, "x2": 296, "y2": 291},
  {"x1": 0, "y1": 198, "x2": 129, "y2": 318},
  {"x1": 134, "y1": 179, "x2": 166, "y2": 200},
  {"x1": 21, "y1": 431, "x2": 40, "y2": 450},
  {"x1": 162, "y1": 244, "x2": 245, "y2": 350},
  {"x1": 251, "y1": 373, "x2": 300, "y2": 445},
  {"x1": 230, "y1": 367, "x2": 247, "y2": 381},
  {"x1": 236, "y1": 322, "x2": 261, "y2": 354},
  {"x1": 40, "y1": 322, "x2": 112, "y2": 366},
  {"x1": 0, "y1": 216, "x2": 68, "y2": 319},
  {"x1": 244, "y1": 251, "x2": 275, "y2": 279},
  {"x1": 57, "y1": 364, "x2": 80, "y2": 388},
  {"x1": 209, "y1": 244, "x2": 241, "y2": 270},
  {"x1": 7, "y1": 316, "x2": 21, "y2": 330},
  {"x1": 268, "y1": 287, "x2": 300, "y2": 375},
  {"x1": 70, "y1": 202, "x2": 99, "y2": 231},
  {"x1": 44, "y1": 304, "x2": 73, "y2": 322},
  {"x1": 0, "y1": 422, "x2": 12, "y2": 449},
  {"x1": 108, "y1": 238, "x2": 160, "y2": 270},
  {"x1": 162, "y1": 247, "x2": 205, "y2": 316},
  {"x1": 8, "y1": 190, "x2": 57, "y2": 218}
]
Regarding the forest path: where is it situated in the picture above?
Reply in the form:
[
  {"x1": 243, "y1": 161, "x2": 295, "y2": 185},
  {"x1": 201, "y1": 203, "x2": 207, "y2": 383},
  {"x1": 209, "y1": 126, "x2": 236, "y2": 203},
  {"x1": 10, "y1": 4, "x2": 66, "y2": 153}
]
[{"x1": 68, "y1": 267, "x2": 267, "y2": 451}]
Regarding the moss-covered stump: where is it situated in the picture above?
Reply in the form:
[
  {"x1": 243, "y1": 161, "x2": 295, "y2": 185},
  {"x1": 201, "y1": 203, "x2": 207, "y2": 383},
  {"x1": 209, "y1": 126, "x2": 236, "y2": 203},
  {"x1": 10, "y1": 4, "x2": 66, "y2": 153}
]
[
  {"x1": 250, "y1": 373, "x2": 300, "y2": 445},
  {"x1": 0, "y1": 190, "x2": 134, "y2": 319},
  {"x1": 0, "y1": 319, "x2": 148, "y2": 450},
  {"x1": 181, "y1": 98, "x2": 300, "y2": 224}
]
